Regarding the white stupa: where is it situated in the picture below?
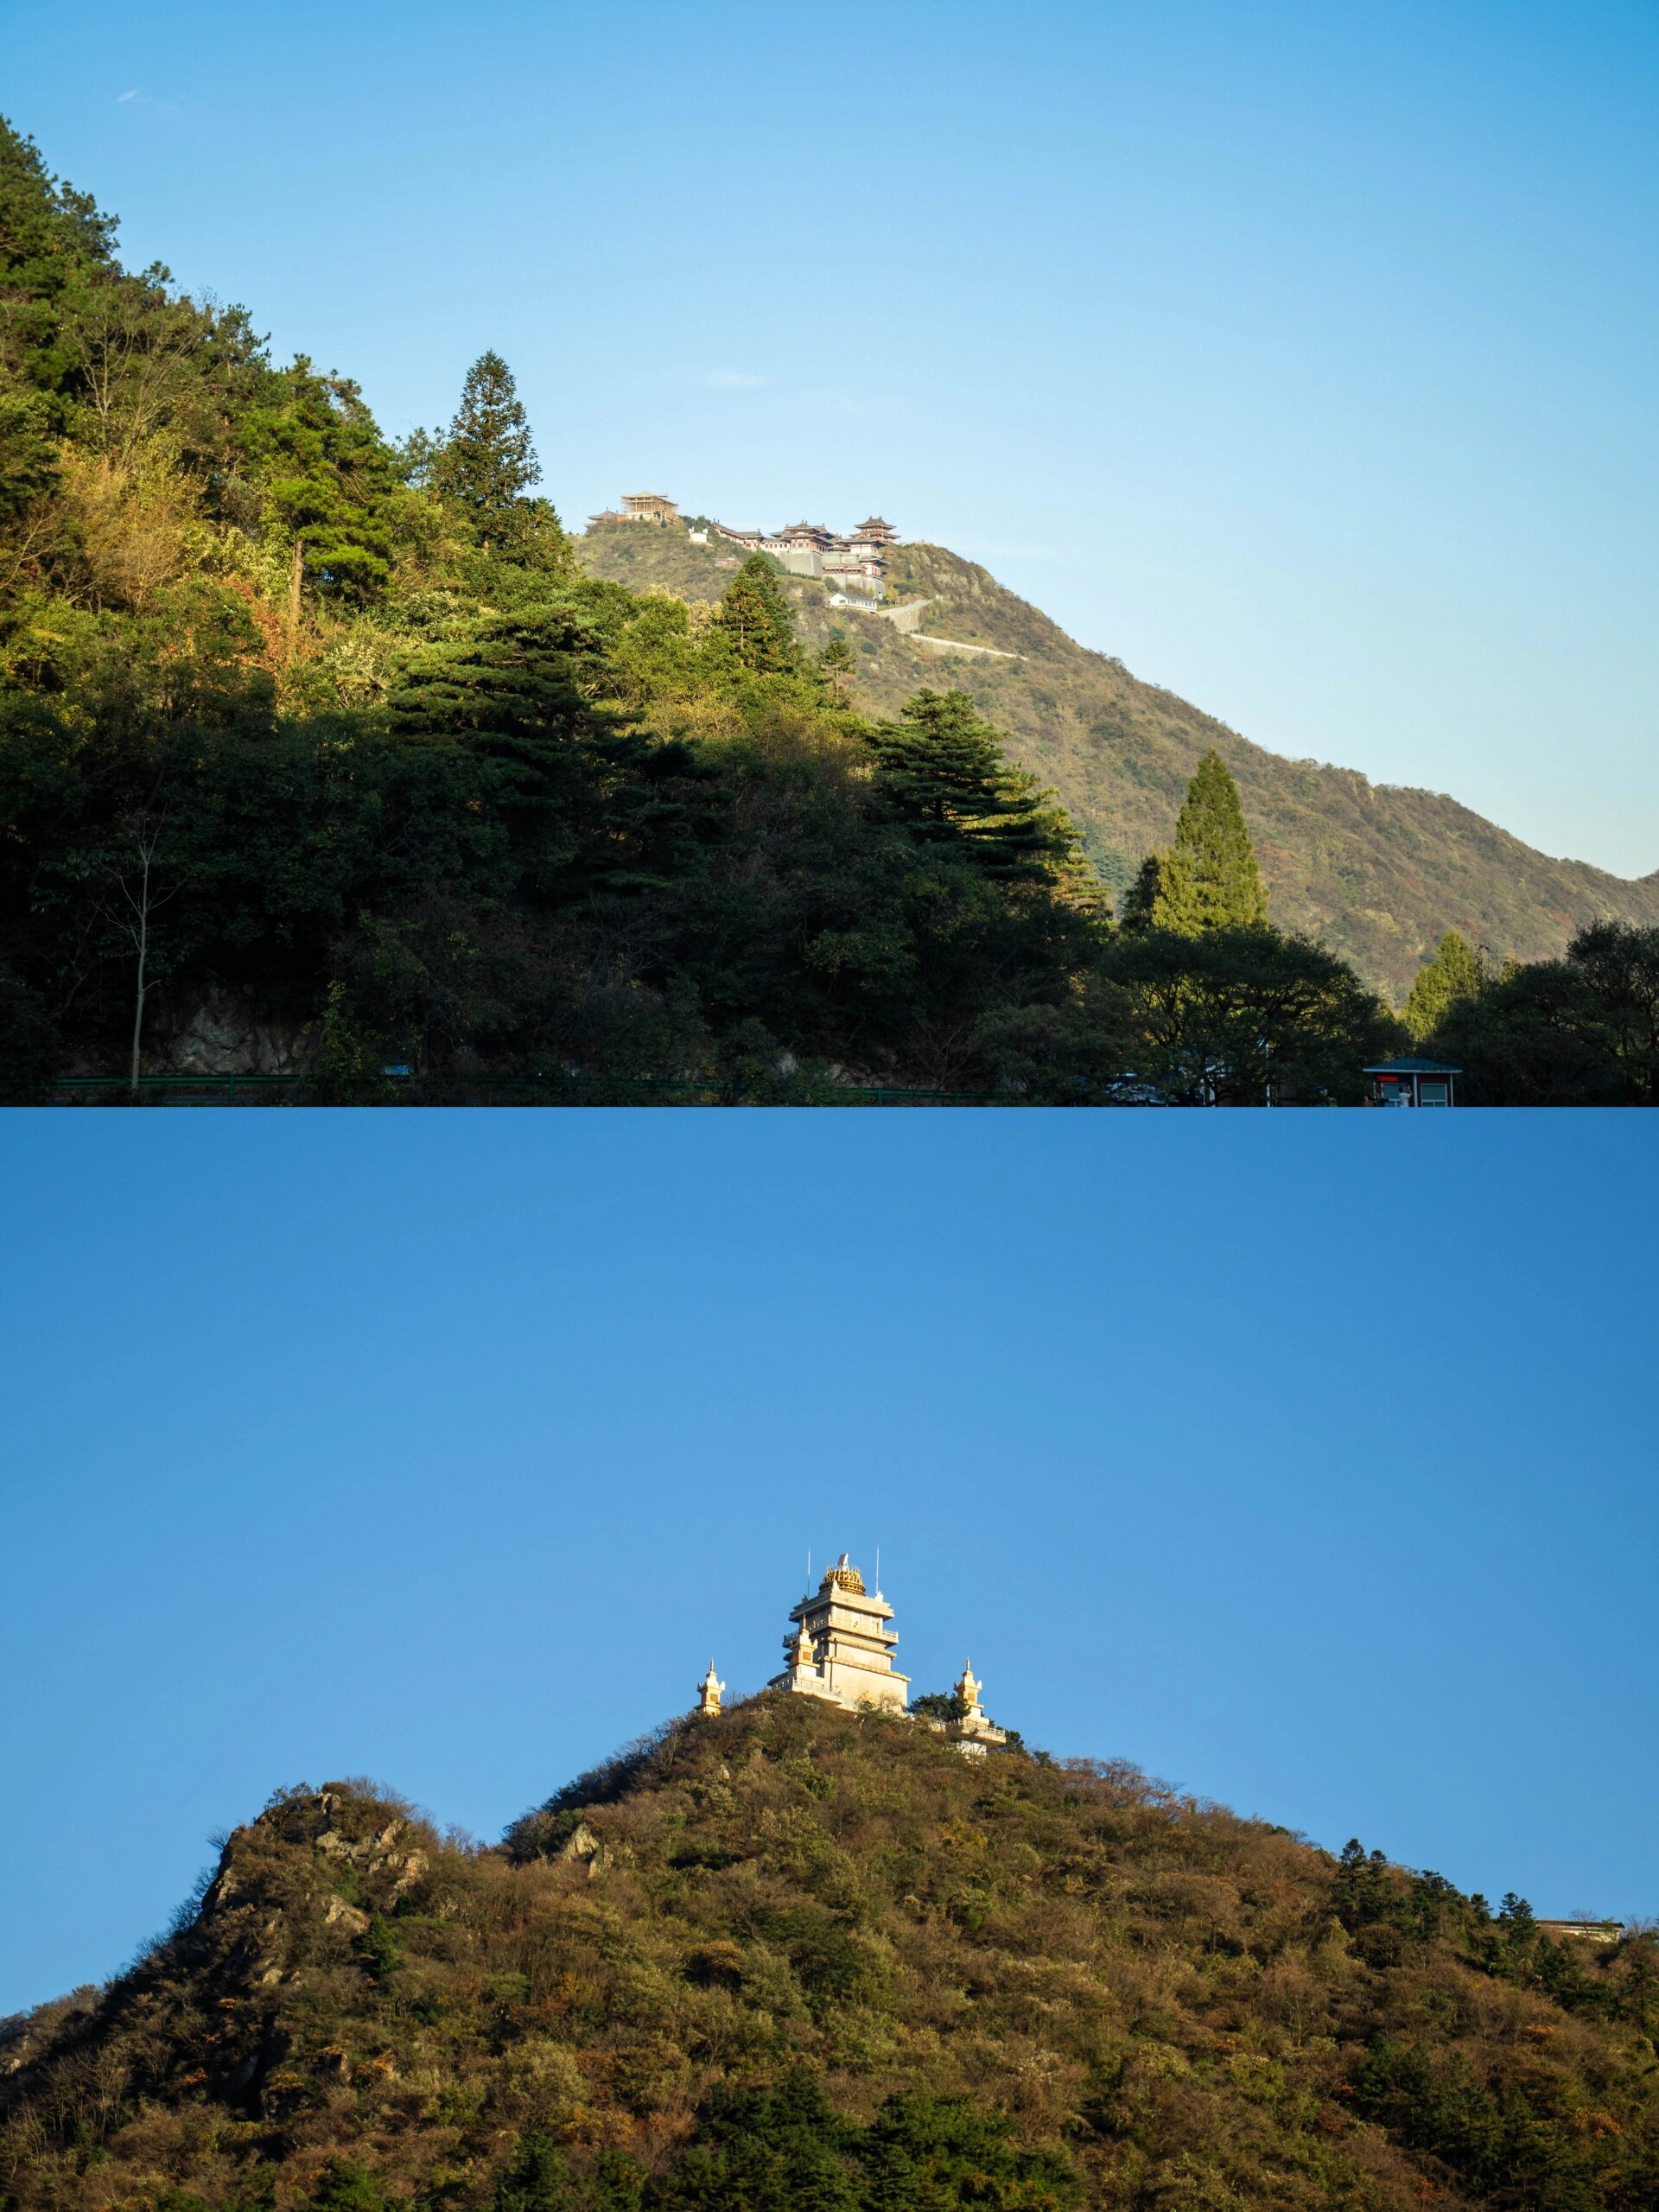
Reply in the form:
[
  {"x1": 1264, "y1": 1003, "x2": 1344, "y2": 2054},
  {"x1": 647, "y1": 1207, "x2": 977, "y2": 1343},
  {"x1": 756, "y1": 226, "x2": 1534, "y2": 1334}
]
[{"x1": 934, "y1": 1658, "x2": 1008, "y2": 1756}]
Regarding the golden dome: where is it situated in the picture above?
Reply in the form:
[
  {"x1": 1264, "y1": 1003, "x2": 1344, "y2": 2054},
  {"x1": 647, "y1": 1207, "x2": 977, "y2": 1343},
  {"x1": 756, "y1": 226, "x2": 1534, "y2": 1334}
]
[{"x1": 822, "y1": 1552, "x2": 865, "y2": 1595}]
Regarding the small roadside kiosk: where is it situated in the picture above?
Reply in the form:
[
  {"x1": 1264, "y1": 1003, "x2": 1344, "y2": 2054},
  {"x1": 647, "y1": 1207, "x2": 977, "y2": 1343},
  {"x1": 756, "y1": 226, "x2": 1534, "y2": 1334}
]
[{"x1": 1363, "y1": 1056, "x2": 1462, "y2": 1107}]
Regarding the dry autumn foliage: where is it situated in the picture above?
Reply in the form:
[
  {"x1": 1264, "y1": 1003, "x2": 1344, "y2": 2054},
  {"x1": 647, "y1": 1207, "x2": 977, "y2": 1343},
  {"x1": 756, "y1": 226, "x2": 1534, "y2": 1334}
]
[{"x1": 3, "y1": 1696, "x2": 1656, "y2": 2211}]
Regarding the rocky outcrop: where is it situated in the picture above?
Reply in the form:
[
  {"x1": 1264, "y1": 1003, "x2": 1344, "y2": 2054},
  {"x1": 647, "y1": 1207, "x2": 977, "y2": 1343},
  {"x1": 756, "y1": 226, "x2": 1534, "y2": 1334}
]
[{"x1": 155, "y1": 986, "x2": 303, "y2": 1075}]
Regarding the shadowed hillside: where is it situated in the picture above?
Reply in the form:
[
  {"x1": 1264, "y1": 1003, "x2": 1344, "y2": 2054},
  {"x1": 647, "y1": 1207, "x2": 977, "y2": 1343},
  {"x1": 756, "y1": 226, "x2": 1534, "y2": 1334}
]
[
  {"x1": 580, "y1": 525, "x2": 1659, "y2": 999},
  {"x1": 4, "y1": 1698, "x2": 1656, "y2": 2211}
]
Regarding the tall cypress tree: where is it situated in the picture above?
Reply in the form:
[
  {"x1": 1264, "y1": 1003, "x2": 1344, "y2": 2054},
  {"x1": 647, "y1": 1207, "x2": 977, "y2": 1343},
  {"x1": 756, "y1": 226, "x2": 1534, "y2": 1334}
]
[
  {"x1": 435, "y1": 352, "x2": 540, "y2": 539},
  {"x1": 1144, "y1": 749, "x2": 1268, "y2": 934},
  {"x1": 709, "y1": 554, "x2": 803, "y2": 677},
  {"x1": 1403, "y1": 930, "x2": 1485, "y2": 1040}
]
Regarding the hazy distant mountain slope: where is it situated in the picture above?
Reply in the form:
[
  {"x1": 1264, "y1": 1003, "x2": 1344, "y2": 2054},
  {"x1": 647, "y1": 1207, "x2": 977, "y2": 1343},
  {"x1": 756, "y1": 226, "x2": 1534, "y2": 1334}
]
[{"x1": 579, "y1": 525, "x2": 1659, "y2": 998}]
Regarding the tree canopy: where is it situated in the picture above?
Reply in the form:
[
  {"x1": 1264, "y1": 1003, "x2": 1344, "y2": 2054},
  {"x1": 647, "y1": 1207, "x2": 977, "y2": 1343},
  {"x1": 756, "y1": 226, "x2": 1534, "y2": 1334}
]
[
  {"x1": 709, "y1": 554, "x2": 803, "y2": 677},
  {"x1": 1427, "y1": 922, "x2": 1659, "y2": 1103},
  {"x1": 868, "y1": 688, "x2": 1080, "y2": 886}
]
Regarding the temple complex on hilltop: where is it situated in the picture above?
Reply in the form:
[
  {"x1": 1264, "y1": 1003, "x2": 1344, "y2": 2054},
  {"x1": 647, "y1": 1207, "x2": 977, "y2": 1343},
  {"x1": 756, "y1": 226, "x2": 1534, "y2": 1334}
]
[
  {"x1": 586, "y1": 495, "x2": 899, "y2": 596},
  {"x1": 725, "y1": 518, "x2": 899, "y2": 594},
  {"x1": 693, "y1": 1553, "x2": 1009, "y2": 1755}
]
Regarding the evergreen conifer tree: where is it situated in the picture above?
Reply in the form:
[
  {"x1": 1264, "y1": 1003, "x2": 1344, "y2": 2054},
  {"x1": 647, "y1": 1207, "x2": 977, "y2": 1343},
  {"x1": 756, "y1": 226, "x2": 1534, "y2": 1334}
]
[
  {"x1": 493, "y1": 2133, "x2": 575, "y2": 2212},
  {"x1": 1145, "y1": 749, "x2": 1268, "y2": 934},
  {"x1": 817, "y1": 633, "x2": 856, "y2": 703},
  {"x1": 435, "y1": 352, "x2": 541, "y2": 542},
  {"x1": 241, "y1": 361, "x2": 403, "y2": 600},
  {"x1": 710, "y1": 554, "x2": 802, "y2": 677},
  {"x1": 1403, "y1": 930, "x2": 1485, "y2": 1041},
  {"x1": 868, "y1": 689, "x2": 1078, "y2": 883},
  {"x1": 1118, "y1": 853, "x2": 1164, "y2": 933},
  {"x1": 387, "y1": 605, "x2": 668, "y2": 901}
]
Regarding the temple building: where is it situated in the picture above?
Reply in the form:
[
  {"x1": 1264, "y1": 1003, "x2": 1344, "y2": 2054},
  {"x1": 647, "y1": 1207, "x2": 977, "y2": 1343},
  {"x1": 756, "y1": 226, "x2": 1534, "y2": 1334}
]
[
  {"x1": 695, "y1": 1554, "x2": 1010, "y2": 1752},
  {"x1": 588, "y1": 493, "x2": 683, "y2": 527},
  {"x1": 772, "y1": 1554, "x2": 909, "y2": 1712},
  {"x1": 712, "y1": 516, "x2": 899, "y2": 594}
]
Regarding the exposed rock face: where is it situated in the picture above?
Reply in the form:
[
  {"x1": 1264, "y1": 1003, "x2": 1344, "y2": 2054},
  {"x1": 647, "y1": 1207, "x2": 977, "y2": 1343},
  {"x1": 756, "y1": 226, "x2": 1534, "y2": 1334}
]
[
  {"x1": 156, "y1": 987, "x2": 303, "y2": 1075},
  {"x1": 121, "y1": 1784, "x2": 444, "y2": 2111},
  {"x1": 311, "y1": 1805, "x2": 429, "y2": 1897}
]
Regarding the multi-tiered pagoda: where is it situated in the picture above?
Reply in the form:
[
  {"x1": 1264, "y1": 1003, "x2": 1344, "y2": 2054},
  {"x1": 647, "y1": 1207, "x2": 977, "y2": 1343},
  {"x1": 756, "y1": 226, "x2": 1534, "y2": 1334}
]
[
  {"x1": 772, "y1": 1554, "x2": 909, "y2": 1713},
  {"x1": 690, "y1": 1553, "x2": 1009, "y2": 1754}
]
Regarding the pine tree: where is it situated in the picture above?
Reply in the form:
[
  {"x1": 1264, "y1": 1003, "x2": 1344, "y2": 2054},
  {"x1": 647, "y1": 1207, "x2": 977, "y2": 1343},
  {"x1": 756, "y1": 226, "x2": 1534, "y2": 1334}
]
[
  {"x1": 1118, "y1": 853, "x2": 1163, "y2": 934},
  {"x1": 709, "y1": 554, "x2": 803, "y2": 677},
  {"x1": 386, "y1": 606, "x2": 658, "y2": 901},
  {"x1": 241, "y1": 361, "x2": 403, "y2": 600},
  {"x1": 435, "y1": 351, "x2": 540, "y2": 540},
  {"x1": 817, "y1": 633, "x2": 856, "y2": 703},
  {"x1": 1403, "y1": 930, "x2": 1485, "y2": 1041},
  {"x1": 868, "y1": 688, "x2": 1078, "y2": 883},
  {"x1": 1145, "y1": 749, "x2": 1268, "y2": 934}
]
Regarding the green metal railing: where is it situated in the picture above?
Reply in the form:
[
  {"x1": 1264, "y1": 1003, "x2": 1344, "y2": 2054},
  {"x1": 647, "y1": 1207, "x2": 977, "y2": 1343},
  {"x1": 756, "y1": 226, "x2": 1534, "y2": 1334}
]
[{"x1": 45, "y1": 1073, "x2": 1009, "y2": 1108}]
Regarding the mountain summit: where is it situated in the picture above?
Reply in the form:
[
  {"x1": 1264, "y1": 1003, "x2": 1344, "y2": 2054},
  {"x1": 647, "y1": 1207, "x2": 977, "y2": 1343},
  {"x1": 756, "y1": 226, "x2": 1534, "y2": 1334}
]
[{"x1": 4, "y1": 1699, "x2": 1654, "y2": 2210}]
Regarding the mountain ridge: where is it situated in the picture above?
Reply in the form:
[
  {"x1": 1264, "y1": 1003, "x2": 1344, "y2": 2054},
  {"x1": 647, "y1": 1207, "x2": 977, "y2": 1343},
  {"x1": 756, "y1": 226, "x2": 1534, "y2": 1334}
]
[
  {"x1": 579, "y1": 524, "x2": 1659, "y2": 999},
  {"x1": 4, "y1": 1698, "x2": 1656, "y2": 2212}
]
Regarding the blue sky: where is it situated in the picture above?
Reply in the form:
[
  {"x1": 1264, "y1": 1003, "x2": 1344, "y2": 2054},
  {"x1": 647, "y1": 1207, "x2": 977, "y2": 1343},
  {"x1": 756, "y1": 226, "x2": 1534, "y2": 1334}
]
[
  {"x1": 3, "y1": 1113, "x2": 1656, "y2": 2014},
  {"x1": 3, "y1": 0, "x2": 1657, "y2": 873}
]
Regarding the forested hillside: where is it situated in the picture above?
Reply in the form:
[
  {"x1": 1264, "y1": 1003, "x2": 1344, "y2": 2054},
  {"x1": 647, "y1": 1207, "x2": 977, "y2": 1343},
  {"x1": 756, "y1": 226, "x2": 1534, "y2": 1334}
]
[
  {"x1": 581, "y1": 530, "x2": 1659, "y2": 1001},
  {"x1": 4, "y1": 1699, "x2": 1656, "y2": 2212},
  {"x1": 0, "y1": 118, "x2": 1409, "y2": 1102},
  {"x1": 3, "y1": 114, "x2": 1654, "y2": 1103}
]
